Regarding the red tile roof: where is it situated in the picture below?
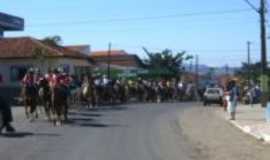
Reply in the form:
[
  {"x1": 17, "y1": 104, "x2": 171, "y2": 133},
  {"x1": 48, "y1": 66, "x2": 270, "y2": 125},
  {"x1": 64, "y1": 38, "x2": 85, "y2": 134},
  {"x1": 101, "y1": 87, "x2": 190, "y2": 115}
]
[
  {"x1": 90, "y1": 50, "x2": 128, "y2": 57},
  {"x1": 65, "y1": 45, "x2": 89, "y2": 50},
  {"x1": 65, "y1": 45, "x2": 90, "y2": 54},
  {"x1": 0, "y1": 37, "x2": 88, "y2": 59}
]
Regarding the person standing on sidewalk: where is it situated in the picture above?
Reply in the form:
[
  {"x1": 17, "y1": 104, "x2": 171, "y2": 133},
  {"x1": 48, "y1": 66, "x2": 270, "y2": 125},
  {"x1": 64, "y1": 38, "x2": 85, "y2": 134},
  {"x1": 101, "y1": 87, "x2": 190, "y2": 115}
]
[{"x1": 227, "y1": 80, "x2": 240, "y2": 120}]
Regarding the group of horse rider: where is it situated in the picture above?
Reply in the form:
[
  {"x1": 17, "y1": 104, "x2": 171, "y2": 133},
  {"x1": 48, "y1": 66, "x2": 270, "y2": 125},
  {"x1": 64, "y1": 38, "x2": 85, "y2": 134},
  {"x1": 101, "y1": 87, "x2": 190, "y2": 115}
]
[
  {"x1": 20, "y1": 67, "x2": 196, "y2": 126},
  {"x1": 79, "y1": 75, "x2": 196, "y2": 106},
  {"x1": 21, "y1": 67, "x2": 72, "y2": 126}
]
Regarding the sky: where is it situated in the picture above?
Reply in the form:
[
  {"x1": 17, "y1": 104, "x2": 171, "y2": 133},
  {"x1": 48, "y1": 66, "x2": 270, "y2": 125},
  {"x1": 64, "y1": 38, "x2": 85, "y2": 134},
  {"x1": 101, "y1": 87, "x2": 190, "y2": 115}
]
[{"x1": 1, "y1": 0, "x2": 269, "y2": 67}]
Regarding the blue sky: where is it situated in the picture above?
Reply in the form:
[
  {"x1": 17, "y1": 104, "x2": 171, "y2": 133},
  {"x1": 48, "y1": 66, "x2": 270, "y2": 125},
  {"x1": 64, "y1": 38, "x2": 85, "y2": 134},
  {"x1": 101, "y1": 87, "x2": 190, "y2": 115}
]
[{"x1": 1, "y1": 0, "x2": 269, "y2": 67}]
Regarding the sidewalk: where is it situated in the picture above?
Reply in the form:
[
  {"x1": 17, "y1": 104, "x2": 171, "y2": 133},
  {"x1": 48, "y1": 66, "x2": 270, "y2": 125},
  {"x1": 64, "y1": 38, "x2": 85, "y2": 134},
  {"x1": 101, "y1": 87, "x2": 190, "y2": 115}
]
[{"x1": 218, "y1": 104, "x2": 270, "y2": 143}]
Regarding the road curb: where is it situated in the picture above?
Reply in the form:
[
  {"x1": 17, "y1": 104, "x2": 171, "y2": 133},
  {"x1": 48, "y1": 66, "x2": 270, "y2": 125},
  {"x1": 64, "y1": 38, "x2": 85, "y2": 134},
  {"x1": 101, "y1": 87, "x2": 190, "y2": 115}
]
[{"x1": 229, "y1": 121, "x2": 270, "y2": 144}]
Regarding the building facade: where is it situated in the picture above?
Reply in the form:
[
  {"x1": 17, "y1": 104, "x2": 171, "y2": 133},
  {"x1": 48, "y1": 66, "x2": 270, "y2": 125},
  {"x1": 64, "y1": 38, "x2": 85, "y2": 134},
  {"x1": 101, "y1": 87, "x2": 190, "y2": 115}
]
[
  {"x1": 90, "y1": 50, "x2": 144, "y2": 68},
  {"x1": 0, "y1": 37, "x2": 93, "y2": 87}
]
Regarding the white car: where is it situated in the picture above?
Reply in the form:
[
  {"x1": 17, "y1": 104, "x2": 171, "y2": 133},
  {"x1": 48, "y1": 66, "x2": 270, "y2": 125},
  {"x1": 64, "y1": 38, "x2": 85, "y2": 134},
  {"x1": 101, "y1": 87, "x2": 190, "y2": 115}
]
[{"x1": 203, "y1": 88, "x2": 224, "y2": 106}]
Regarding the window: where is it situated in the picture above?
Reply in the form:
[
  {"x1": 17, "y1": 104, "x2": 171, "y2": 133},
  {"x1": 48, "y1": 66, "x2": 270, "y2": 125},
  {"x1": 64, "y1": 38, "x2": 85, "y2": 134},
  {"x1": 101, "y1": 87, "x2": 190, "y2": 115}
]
[
  {"x1": 59, "y1": 64, "x2": 70, "y2": 73},
  {"x1": 10, "y1": 65, "x2": 29, "y2": 82}
]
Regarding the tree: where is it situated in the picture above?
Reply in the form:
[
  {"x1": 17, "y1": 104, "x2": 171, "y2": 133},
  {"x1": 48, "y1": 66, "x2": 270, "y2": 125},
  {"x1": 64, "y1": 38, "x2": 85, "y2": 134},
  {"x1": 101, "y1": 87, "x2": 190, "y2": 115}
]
[
  {"x1": 42, "y1": 35, "x2": 62, "y2": 47},
  {"x1": 142, "y1": 47, "x2": 192, "y2": 78},
  {"x1": 33, "y1": 47, "x2": 46, "y2": 72},
  {"x1": 236, "y1": 62, "x2": 270, "y2": 84},
  {"x1": 206, "y1": 67, "x2": 215, "y2": 80},
  {"x1": 32, "y1": 35, "x2": 62, "y2": 73}
]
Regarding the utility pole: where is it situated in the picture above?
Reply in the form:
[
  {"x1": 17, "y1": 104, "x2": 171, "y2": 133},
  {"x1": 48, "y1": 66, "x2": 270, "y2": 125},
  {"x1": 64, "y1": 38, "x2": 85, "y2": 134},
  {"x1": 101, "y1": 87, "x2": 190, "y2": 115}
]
[
  {"x1": 244, "y1": 0, "x2": 269, "y2": 107},
  {"x1": 259, "y1": 0, "x2": 268, "y2": 107},
  {"x1": 247, "y1": 41, "x2": 251, "y2": 88},
  {"x1": 195, "y1": 55, "x2": 199, "y2": 89},
  {"x1": 195, "y1": 55, "x2": 200, "y2": 101},
  {"x1": 189, "y1": 58, "x2": 193, "y2": 73},
  {"x1": 225, "y1": 64, "x2": 229, "y2": 76},
  {"x1": 107, "y1": 42, "x2": 112, "y2": 79}
]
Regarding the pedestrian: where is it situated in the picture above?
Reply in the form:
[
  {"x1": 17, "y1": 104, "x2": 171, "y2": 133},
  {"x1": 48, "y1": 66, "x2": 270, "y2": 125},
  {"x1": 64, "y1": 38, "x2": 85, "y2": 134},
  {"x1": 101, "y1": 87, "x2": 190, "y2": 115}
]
[
  {"x1": 227, "y1": 80, "x2": 240, "y2": 120},
  {"x1": 223, "y1": 91, "x2": 229, "y2": 112},
  {"x1": 0, "y1": 95, "x2": 16, "y2": 134}
]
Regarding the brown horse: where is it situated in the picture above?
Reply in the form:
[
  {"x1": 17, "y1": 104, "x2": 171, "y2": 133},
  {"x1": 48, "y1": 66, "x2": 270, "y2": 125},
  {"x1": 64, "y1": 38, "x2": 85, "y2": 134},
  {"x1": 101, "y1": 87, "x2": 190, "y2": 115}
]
[
  {"x1": 51, "y1": 85, "x2": 69, "y2": 126},
  {"x1": 22, "y1": 85, "x2": 38, "y2": 121},
  {"x1": 38, "y1": 79, "x2": 53, "y2": 121}
]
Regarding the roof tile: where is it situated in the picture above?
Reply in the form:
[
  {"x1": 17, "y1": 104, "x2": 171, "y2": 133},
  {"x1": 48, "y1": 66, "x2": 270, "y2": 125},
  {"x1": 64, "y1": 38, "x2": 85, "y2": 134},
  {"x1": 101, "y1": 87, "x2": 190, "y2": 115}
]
[{"x1": 0, "y1": 37, "x2": 88, "y2": 59}]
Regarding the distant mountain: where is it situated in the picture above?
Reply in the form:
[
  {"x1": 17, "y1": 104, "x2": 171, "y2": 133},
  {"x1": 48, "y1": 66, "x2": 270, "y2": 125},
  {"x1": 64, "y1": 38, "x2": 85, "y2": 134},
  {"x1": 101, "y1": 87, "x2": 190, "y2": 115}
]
[{"x1": 183, "y1": 64, "x2": 239, "y2": 76}]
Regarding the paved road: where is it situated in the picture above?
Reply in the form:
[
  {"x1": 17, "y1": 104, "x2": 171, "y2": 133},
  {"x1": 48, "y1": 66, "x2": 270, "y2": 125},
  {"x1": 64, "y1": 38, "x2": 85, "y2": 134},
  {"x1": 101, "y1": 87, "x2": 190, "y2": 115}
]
[{"x1": 0, "y1": 103, "x2": 270, "y2": 160}]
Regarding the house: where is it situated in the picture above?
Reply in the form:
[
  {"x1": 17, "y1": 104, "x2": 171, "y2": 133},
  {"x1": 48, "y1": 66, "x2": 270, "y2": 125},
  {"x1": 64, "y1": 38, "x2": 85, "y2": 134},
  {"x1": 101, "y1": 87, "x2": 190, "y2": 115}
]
[
  {"x1": 65, "y1": 45, "x2": 91, "y2": 55},
  {"x1": 90, "y1": 50, "x2": 144, "y2": 68},
  {"x1": 0, "y1": 37, "x2": 93, "y2": 87}
]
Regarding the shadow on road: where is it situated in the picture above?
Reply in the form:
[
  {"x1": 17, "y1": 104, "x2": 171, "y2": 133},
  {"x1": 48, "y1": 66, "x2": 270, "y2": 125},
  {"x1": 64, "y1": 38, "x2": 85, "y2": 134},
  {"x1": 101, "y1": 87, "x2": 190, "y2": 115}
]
[
  {"x1": 66, "y1": 118, "x2": 127, "y2": 128},
  {"x1": 78, "y1": 122, "x2": 127, "y2": 128},
  {"x1": 82, "y1": 105, "x2": 128, "y2": 112},
  {"x1": 66, "y1": 110, "x2": 127, "y2": 128},
  {"x1": 66, "y1": 117, "x2": 95, "y2": 122},
  {"x1": 0, "y1": 132, "x2": 61, "y2": 138},
  {"x1": 69, "y1": 112, "x2": 102, "y2": 117}
]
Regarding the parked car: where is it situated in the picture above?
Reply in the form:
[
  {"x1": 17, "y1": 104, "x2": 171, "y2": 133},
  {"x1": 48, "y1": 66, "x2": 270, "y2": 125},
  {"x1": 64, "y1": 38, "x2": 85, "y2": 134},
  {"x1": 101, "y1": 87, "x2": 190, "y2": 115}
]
[{"x1": 203, "y1": 87, "x2": 224, "y2": 106}]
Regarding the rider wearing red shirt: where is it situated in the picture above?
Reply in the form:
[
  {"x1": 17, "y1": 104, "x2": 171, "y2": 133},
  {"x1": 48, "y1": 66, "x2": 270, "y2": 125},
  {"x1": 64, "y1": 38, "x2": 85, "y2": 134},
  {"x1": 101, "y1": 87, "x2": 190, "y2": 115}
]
[
  {"x1": 22, "y1": 68, "x2": 35, "y2": 87},
  {"x1": 62, "y1": 73, "x2": 72, "y2": 87},
  {"x1": 45, "y1": 69, "x2": 54, "y2": 88},
  {"x1": 50, "y1": 68, "x2": 62, "y2": 88}
]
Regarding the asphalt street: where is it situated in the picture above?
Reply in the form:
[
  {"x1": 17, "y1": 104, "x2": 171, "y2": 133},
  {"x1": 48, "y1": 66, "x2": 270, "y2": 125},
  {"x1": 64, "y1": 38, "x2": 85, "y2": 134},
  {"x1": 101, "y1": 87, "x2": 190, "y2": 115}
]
[{"x1": 0, "y1": 103, "x2": 269, "y2": 160}]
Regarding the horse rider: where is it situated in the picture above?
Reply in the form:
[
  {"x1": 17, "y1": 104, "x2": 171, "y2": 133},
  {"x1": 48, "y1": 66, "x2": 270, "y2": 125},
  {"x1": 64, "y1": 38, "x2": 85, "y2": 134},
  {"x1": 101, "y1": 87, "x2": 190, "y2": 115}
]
[
  {"x1": 63, "y1": 72, "x2": 73, "y2": 88},
  {"x1": 61, "y1": 71, "x2": 73, "y2": 100},
  {"x1": 21, "y1": 68, "x2": 39, "y2": 119},
  {"x1": 33, "y1": 68, "x2": 43, "y2": 85},
  {"x1": 21, "y1": 68, "x2": 39, "y2": 100},
  {"x1": 61, "y1": 71, "x2": 72, "y2": 120},
  {"x1": 101, "y1": 75, "x2": 109, "y2": 87},
  {"x1": 22, "y1": 68, "x2": 36, "y2": 87},
  {"x1": 49, "y1": 68, "x2": 70, "y2": 124},
  {"x1": 44, "y1": 68, "x2": 54, "y2": 88}
]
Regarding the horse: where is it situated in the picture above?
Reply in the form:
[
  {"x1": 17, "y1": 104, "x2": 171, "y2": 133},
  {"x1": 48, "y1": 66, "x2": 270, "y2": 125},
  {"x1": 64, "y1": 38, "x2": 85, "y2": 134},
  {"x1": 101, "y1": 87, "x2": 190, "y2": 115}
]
[
  {"x1": 38, "y1": 78, "x2": 53, "y2": 121},
  {"x1": 118, "y1": 82, "x2": 129, "y2": 103},
  {"x1": 22, "y1": 84, "x2": 39, "y2": 121},
  {"x1": 136, "y1": 82, "x2": 146, "y2": 102},
  {"x1": 81, "y1": 81, "x2": 97, "y2": 109},
  {"x1": 51, "y1": 84, "x2": 69, "y2": 126},
  {"x1": 104, "y1": 82, "x2": 115, "y2": 105}
]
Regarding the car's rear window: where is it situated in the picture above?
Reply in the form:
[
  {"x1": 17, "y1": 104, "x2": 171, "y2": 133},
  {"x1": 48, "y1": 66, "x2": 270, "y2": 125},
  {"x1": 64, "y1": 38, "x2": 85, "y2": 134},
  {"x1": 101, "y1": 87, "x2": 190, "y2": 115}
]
[{"x1": 207, "y1": 89, "x2": 220, "y2": 94}]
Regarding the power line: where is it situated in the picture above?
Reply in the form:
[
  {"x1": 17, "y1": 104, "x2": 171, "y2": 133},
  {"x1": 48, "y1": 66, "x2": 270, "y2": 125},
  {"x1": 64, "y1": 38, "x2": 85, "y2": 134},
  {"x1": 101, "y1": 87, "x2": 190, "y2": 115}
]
[
  {"x1": 113, "y1": 44, "x2": 260, "y2": 54},
  {"x1": 243, "y1": 0, "x2": 260, "y2": 12},
  {"x1": 26, "y1": 8, "x2": 252, "y2": 27},
  {"x1": 25, "y1": 18, "x2": 258, "y2": 30}
]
